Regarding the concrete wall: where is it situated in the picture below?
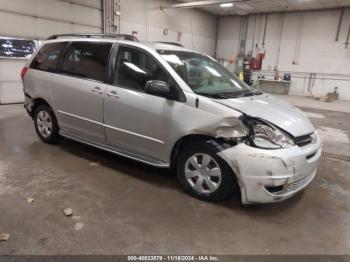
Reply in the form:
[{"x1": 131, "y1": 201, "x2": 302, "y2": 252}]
[
  {"x1": 217, "y1": 9, "x2": 350, "y2": 100},
  {"x1": 119, "y1": 0, "x2": 217, "y2": 56}
]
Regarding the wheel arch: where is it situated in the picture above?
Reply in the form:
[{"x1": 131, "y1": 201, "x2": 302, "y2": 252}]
[
  {"x1": 170, "y1": 133, "x2": 244, "y2": 197},
  {"x1": 31, "y1": 97, "x2": 61, "y2": 144},
  {"x1": 30, "y1": 97, "x2": 53, "y2": 118},
  {"x1": 170, "y1": 133, "x2": 235, "y2": 168},
  {"x1": 170, "y1": 134, "x2": 213, "y2": 168}
]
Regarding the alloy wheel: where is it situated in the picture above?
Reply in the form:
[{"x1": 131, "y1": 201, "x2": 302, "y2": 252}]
[{"x1": 36, "y1": 111, "x2": 52, "y2": 138}]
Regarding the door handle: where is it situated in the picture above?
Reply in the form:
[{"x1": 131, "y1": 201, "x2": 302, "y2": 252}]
[
  {"x1": 91, "y1": 86, "x2": 103, "y2": 94},
  {"x1": 107, "y1": 90, "x2": 119, "y2": 98}
]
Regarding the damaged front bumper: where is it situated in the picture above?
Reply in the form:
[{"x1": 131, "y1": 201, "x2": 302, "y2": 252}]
[{"x1": 218, "y1": 132, "x2": 322, "y2": 204}]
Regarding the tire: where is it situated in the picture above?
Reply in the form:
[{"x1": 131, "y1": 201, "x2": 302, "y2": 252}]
[
  {"x1": 34, "y1": 105, "x2": 61, "y2": 144},
  {"x1": 177, "y1": 141, "x2": 237, "y2": 202}
]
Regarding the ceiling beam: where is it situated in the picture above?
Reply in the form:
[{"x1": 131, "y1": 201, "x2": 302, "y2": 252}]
[{"x1": 168, "y1": 0, "x2": 244, "y2": 9}]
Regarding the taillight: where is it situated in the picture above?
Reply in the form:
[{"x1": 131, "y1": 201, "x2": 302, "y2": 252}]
[{"x1": 21, "y1": 67, "x2": 29, "y2": 81}]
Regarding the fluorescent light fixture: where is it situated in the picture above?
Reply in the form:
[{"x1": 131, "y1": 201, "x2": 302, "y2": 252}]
[{"x1": 220, "y1": 2, "x2": 233, "y2": 8}]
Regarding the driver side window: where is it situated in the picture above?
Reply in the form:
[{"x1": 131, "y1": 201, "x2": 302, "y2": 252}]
[{"x1": 114, "y1": 46, "x2": 169, "y2": 91}]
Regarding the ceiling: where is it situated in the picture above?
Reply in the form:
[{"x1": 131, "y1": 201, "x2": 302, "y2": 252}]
[{"x1": 175, "y1": 0, "x2": 350, "y2": 16}]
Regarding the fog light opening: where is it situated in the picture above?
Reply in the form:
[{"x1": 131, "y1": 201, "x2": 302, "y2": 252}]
[{"x1": 265, "y1": 185, "x2": 284, "y2": 193}]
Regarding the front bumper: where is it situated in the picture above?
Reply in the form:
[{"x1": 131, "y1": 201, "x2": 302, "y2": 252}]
[{"x1": 218, "y1": 132, "x2": 322, "y2": 204}]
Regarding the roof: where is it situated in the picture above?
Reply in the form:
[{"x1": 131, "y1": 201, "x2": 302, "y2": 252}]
[
  {"x1": 43, "y1": 34, "x2": 191, "y2": 52},
  {"x1": 140, "y1": 41, "x2": 191, "y2": 52}
]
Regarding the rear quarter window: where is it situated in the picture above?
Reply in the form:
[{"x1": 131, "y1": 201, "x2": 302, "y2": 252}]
[{"x1": 31, "y1": 42, "x2": 67, "y2": 72}]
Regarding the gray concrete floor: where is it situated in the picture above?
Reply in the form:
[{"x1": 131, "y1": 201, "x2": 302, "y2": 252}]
[{"x1": 0, "y1": 102, "x2": 350, "y2": 255}]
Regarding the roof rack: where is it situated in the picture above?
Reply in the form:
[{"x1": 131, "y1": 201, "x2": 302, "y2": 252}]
[
  {"x1": 156, "y1": 41, "x2": 184, "y2": 47},
  {"x1": 46, "y1": 33, "x2": 139, "y2": 42}
]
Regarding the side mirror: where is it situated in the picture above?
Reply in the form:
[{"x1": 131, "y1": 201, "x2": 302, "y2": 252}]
[{"x1": 145, "y1": 80, "x2": 172, "y2": 99}]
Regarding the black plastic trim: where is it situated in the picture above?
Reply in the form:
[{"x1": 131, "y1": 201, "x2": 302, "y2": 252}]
[{"x1": 47, "y1": 33, "x2": 138, "y2": 42}]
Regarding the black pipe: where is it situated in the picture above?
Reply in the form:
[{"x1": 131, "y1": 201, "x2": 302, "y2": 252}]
[
  {"x1": 251, "y1": 15, "x2": 257, "y2": 51},
  {"x1": 335, "y1": 8, "x2": 344, "y2": 42},
  {"x1": 262, "y1": 13, "x2": 268, "y2": 48},
  {"x1": 345, "y1": 24, "x2": 350, "y2": 48},
  {"x1": 214, "y1": 16, "x2": 219, "y2": 59},
  {"x1": 101, "y1": 0, "x2": 105, "y2": 33}
]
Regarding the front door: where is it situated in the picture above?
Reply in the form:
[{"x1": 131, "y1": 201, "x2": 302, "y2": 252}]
[
  {"x1": 104, "y1": 45, "x2": 179, "y2": 162},
  {"x1": 51, "y1": 41, "x2": 112, "y2": 143}
]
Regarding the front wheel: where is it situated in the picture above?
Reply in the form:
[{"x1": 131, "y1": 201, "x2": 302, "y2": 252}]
[
  {"x1": 34, "y1": 105, "x2": 60, "y2": 144},
  {"x1": 177, "y1": 141, "x2": 237, "y2": 202}
]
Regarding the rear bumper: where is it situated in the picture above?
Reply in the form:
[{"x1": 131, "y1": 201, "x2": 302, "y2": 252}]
[
  {"x1": 24, "y1": 94, "x2": 34, "y2": 117},
  {"x1": 218, "y1": 132, "x2": 321, "y2": 204}
]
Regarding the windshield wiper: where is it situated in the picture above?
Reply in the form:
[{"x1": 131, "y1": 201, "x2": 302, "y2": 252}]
[
  {"x1": 196, "y1": 90, "x2": 262, "y2": 99},
  {"x1": 239, "y1": 90, "x2": 263, "y2": 97},
  {"x1": 195, "y1": 92, "x2": 232, "y2": 99}
]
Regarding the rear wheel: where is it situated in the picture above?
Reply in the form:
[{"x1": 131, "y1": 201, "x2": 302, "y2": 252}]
[
  {"x1": 177, "y1": 141, "x2": 237, "y2": 202},
  {"x1": 34, "y1": 105, "x2": 60, "y2": 144}
]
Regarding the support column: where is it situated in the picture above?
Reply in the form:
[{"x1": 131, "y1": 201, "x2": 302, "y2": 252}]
[{"x1": 103, "y1": 0, "x2": 120, "y2": 33}]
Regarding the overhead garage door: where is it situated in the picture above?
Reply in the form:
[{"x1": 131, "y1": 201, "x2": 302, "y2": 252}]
[
  {"x1": 0, "y1": 58, "x2": 28, "y2": 104},
  {"x1": 0, "y1": 37, "x2": 38, "y2": 104},
  {"x1": 0, "y1": 0, "x2": 102, "y2": 104}
]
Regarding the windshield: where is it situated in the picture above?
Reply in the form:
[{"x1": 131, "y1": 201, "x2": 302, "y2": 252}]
[{"x1": 158, "y1": 50, "x2": 258, "y2": 99}]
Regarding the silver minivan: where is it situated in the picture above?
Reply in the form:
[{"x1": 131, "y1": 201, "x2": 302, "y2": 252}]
[{"x1": 22, "y1": 34, "x2": 321, "y2": 204}]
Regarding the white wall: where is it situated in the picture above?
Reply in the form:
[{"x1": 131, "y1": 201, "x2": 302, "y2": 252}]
[
  {"x1": 217, "y1": 9, "x2": 350, "y2": 100},
  {"x1": 119, "y1": 0, "x2": 217, "y2": 56}
]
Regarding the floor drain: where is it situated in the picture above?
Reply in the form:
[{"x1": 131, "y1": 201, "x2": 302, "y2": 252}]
[{"x1": 322, "y1": 151, "x2": 350, "y2": 162}]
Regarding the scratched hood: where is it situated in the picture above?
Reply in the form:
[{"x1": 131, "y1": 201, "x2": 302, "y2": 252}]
[{"x1": 214, "y1": 94, "x2": 315, "y2": 137}]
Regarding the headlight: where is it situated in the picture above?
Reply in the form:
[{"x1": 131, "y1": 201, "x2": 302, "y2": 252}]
[
  {"x1": 251, "y1": 122, "x2": 294, "y2": 149},
  {"x1": 215, "y1": 126, "x2": 247, "y2": 140}
]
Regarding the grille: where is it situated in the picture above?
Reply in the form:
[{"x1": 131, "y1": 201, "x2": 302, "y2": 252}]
[
  {"x1": 266, "y1": 175, "x2": 314, "y2": 195},
  {"x1": 285, "y1": 175, "x2": 313, "y2": 192},
  {"x1": 294, "y1": 134, "x2": 312, "y2": 147},
  {"x1": 322, "y1": 151, "x2": 350, "y2": 162}
]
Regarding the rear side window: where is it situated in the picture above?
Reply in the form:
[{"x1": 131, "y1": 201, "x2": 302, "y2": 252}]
[
  {"x1": 31, "y1": 42, "x2": 67, "y2": 72},
  {"x1": 61, "y1": 42, "x2": 112, "y2": 82}
]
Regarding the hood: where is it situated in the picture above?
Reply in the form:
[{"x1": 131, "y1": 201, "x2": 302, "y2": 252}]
[{"x1": 214, "y1": 94, "x2": 315, "y2": 137}]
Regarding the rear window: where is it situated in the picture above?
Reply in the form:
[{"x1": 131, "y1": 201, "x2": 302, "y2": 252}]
[
  {"x1": 61, "y1": 41, "x2": 112, "y2": 82},
  {"x1": 31, "y1": 42, "x2": 67, "y2": 72}
]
